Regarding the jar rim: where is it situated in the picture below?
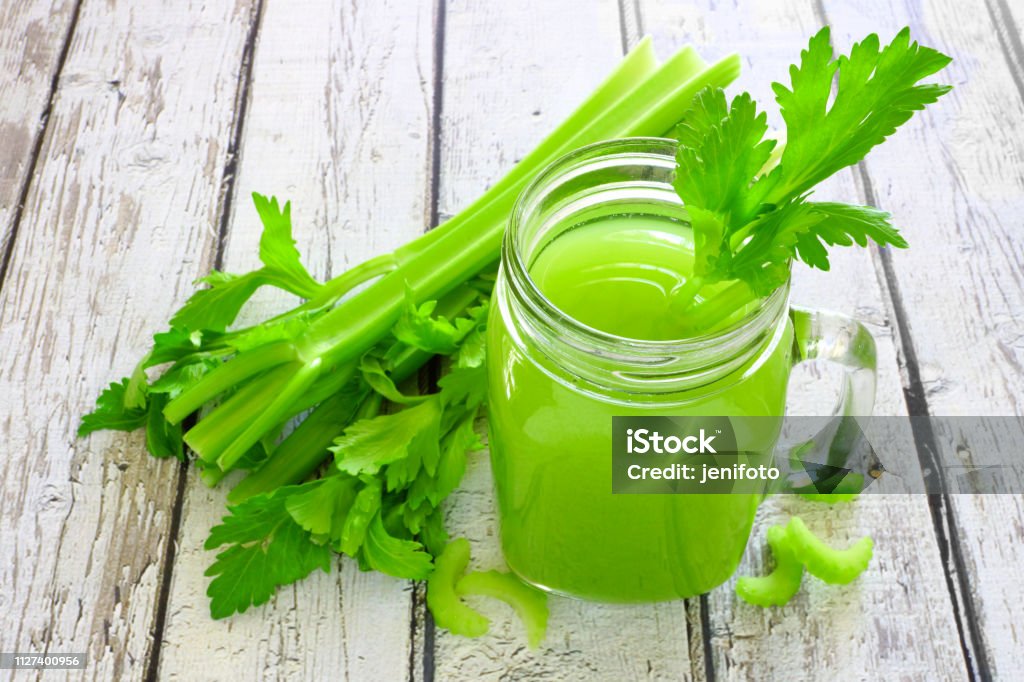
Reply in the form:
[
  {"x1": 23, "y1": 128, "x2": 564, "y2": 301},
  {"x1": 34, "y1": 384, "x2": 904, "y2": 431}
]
[{"x1": 503, "y1": 136, "x2": 790, "y2": 366}]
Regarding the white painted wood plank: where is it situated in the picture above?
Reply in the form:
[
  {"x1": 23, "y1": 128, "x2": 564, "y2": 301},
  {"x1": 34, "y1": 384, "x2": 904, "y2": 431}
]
[
  {"x1": 430, "y1": 2, "x2": 698, "y2": 680},
  {"x1": 823, "y1": 1, "x2": 1024, "y2": 677},
  {"x1": 0, "y1": 1, "x2": 256, "y2": 680},
  {"x1": 156, "y1": 1, "x2": 438, "y2": 680},
  {"x1": 0, "y1": 0, "x2": 76, "y2": 246},
  {"x1": 637, "y1": 1, "x2": 969, "y2": 679}
]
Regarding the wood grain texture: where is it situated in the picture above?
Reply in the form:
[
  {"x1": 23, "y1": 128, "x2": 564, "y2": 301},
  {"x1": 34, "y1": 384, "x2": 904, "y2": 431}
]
[
  {"x1": 0, "y1": 0, "x2": 76, "y2": 255},
  {"x1": 0, "y1": 0, "x2": 1020, "y2": 679},
  {"x1": 155, "y1": 1, "x2": 439, "y2": 680},
  {"x1": 0, "y1": 0, "x2": 256, "y2": 679},
  {"x1": 429, "y1": 2, "x2": 699, "y2": 680},
  {"x1": 637, "y1": 2, "x2": 969, "y2": 679},
  {"x1": 822, "y1": 1, "x2": 1024, "y2": 677}
]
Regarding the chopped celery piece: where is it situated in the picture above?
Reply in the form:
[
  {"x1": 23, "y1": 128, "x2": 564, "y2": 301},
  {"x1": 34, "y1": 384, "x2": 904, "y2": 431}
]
[
  {"x1": 786, "y1": 517, "x2": 874, "y2": 585},
  {"x1": 457, "y1": 570, "x2": 549, "y2": 649},
  {"x1": 426, "y1": 539, "x2": 489, "y2": 638},
  {"x1": 736, "y1": 525, "x2": 804, "y2": 607}
]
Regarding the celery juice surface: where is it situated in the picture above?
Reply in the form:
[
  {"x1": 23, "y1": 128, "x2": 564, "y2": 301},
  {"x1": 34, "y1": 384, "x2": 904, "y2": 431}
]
[{"x1": 487, "y1": 214, "x2": 794, "y2": 601}]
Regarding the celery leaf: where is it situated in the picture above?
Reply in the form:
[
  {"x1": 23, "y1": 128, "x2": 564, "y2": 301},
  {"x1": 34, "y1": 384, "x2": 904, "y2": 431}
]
[
  {"x1": 252, "y1": 193, "x2": 322, "y2": 298},
  {"x1": 170, "y1": 270, "x2": 265, "y2": 332},
  {"x1": 393, "y1": 297, "x2": 487, "y2": 356},
  {"x1": 674, "y1": 88, "x2": 776, "y2": 230},
  {"x1": 361, "y1": 513, "x2": 434, "y2": 579},
  {"x1": 337, "y1": 479, "x2": 382, "y2": 556},
  {"x1": 674, "y1": 27, "x2": 950, "y2": 294},
  {"x1": 145, "y1": 327, "x2": 209, "y2": 367},
  {"x1": 331, "y1": 396, "x2": 442, "y2": 477},
  {"x1": 169, "y1": 194, "x2": 323, "y2": 332},
  {"x1": 204, "y1": 486, "x2": 332, "y2": 619},
  {"x1": 762, "y1": 27, "x2": 953, "y2": 205},
  {"x1": 438, "y1": 363, "x2": 487, "y2": 410},
  {"x1": 79, "y1": 378, "x2": 148, "y2": 436},
  {"x1": 284, "y1": 475, "x2": 358, "y2": 541},
  {"x1": 144, "y1": 393, "x2": 183, "y2": 459}
]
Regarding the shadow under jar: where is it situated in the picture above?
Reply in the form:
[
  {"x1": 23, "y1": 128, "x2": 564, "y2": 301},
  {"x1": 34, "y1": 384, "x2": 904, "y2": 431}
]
[{"x1": 485, "y1": 138, "x2": 875, "y2": 602}]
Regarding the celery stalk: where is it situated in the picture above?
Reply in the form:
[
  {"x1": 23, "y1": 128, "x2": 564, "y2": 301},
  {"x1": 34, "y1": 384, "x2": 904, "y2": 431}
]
[
  {"x1": 225, "y1": 283, "x2": 481, "y2": 500},
  {"x1": 167, "y1": 44, "x2": 742, "y2": 471},
  {"x1": 396, "y1": 36, "x2": 661, "y2": 261}
]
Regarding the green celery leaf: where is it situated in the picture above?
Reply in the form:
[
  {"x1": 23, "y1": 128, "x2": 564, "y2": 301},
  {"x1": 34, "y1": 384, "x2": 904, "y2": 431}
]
[
  {"x1": 359, "y1": 354, "x2": 428, "y2": 405},
  {"x1": 338, "y1": 478, "x2": 382, "y2": 556},
  {"x1": 169, "y1": 195, "x2": 324, "y2": 332},
  {"x1": 205, "y1": 486, "x2": 301, "y2": 548},
  {"x1": 285, "y1": 475, "x2": 358, "y2": 540},
  {"x1": 438, "y1": 363, "x2": 487, "y2": 410},
  {"x1": 406, "y1": 404, "x2": 483, "y2": 510},
  {"x1": 669, "y1": 27, "x2": 947, "y2": 313},
  {"x1": 79, "y1": 378, "x2": 148, "y2": 436},
  {"x1": 361, "y1": 512, "x2": 434, "y2": 580},
  {"x1": 393, "y1": 296, "x2": 487, "y2": 356},
  {"x1": 402, "y1": 500, "x2": 433, "y2": 533},
  {"x1": 419, "y1": 505, "x2": 449, "y2": 557},
  {"x1": 728, "y1": 199, "x2": 822, "y2": 285},
  {"x1": 393, "y1": 299, "x2": 466, "y2": 354},
  {"x1": 224, "y1": 312, "x2": 316, "y2": 353},
  {"x1": 146, "y1": 327, "x2": 209, "y2": 367},
  {"x1": 144, "y1": 392, "x2": 183, "y2": 460},
  {"x1": 453, "y1": 328, "x2": 486, "y2": 369},
  {"x1": 435, "y1": 409, "x2": 482, "y2": 503},
  {"x1": 673, "y1": 88, "x2": 776, "y2": 230},
  {"x1": 124, "y1": 362, "x2": 148, "y2": 409},
  {"x1": 170, "y1": 270, "x2": 265, "y2": 332},
  {"x1": 384, "y1": 401, "x2": 443, "y2": 491},
  {"x1": 761, "y1": 27, "x2": 952, "y2": 205},
  {"x1": 805, "y1": 202, "x2": 908, "y2": 249},
  {"x1": 149, "y1": 356, "x2": 221, "y2": 399},
  {"x1": 204, "y1": 486, "x2": 332, "y2": 619},
  {"x1": 405, "y1": 469, "x2": 436, "y2": 513},
  {"x1": 331, "y1": 396, "x2": 442, "y2": 477},
  {"x1": 252, "y1": 193, "x2": 322, "y2": 299}
]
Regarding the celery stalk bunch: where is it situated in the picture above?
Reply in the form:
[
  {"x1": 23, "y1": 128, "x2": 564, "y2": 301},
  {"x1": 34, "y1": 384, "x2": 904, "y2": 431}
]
[{"x1": 80, "y1": 39, "x2": 740, "y2": 622}]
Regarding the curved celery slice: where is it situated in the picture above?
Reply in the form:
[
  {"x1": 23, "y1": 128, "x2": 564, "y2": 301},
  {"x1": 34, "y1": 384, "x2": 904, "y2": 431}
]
[
  {"x1": 786, "y1": 517, "x2": 873, "y2": 585},
  {"x1": 457, "y1": 570, "x2": 549, "y2": 649},
  {"x1": 737, "y1": 516, "x2": 874, "y2": 606},
  {"x1": 736, "y1": 525, "x2": 804, "y2": 607},
  {"x1": 426, "y1": 538, "x2": 489, "y2": 638}
]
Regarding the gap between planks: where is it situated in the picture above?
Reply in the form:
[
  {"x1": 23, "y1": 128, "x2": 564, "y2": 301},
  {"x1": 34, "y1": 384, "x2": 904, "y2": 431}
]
[
  {"x1": 142, "y1": 1, "x2": 268, "y2": 679},
  {"x1": 0, "y1": 0, "x2": 84, "y2": 294},
  {"x1": 855, "y1": 162, "x2": 990, "y2": 682},
  {"x1": 413, "y1": 2, "x2": 449, "y2": 681}
]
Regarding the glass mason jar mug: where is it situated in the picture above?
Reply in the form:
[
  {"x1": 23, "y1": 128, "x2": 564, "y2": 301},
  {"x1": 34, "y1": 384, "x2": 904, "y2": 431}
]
[{"x1": 485, "y1": 138, "x2": 877, "y2": 602}]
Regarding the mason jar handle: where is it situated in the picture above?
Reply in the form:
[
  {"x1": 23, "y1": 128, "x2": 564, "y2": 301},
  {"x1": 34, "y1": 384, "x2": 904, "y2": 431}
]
[
  {"x1": 773, "y1": 308, "x2": 880, "y2": 495},
  {"x1": 789, "y1": 307, "x2": 877, "y2": 418}
]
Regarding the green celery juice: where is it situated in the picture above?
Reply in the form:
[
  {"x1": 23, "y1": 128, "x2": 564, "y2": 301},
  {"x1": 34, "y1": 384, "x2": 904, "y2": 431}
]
[{"x1": 487, "y1": 213, "x2": 794, "y2": 602}]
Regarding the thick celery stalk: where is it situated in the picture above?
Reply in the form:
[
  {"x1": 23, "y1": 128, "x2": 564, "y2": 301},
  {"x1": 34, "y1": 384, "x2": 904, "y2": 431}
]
[{"x1": 167, "y1": 41, "x2": 741, "y2": 470}]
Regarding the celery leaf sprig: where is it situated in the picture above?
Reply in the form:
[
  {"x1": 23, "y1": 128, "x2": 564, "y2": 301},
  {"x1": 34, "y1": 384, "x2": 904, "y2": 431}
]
[{"x1": 672, "y1": 27, "x2": 951, "y2": 332}]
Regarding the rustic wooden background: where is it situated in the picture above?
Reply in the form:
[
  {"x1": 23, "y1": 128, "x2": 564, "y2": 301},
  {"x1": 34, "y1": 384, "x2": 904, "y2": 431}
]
[{"x1": 1, "y1": 0, "x2": 1022, "y2": 679}]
